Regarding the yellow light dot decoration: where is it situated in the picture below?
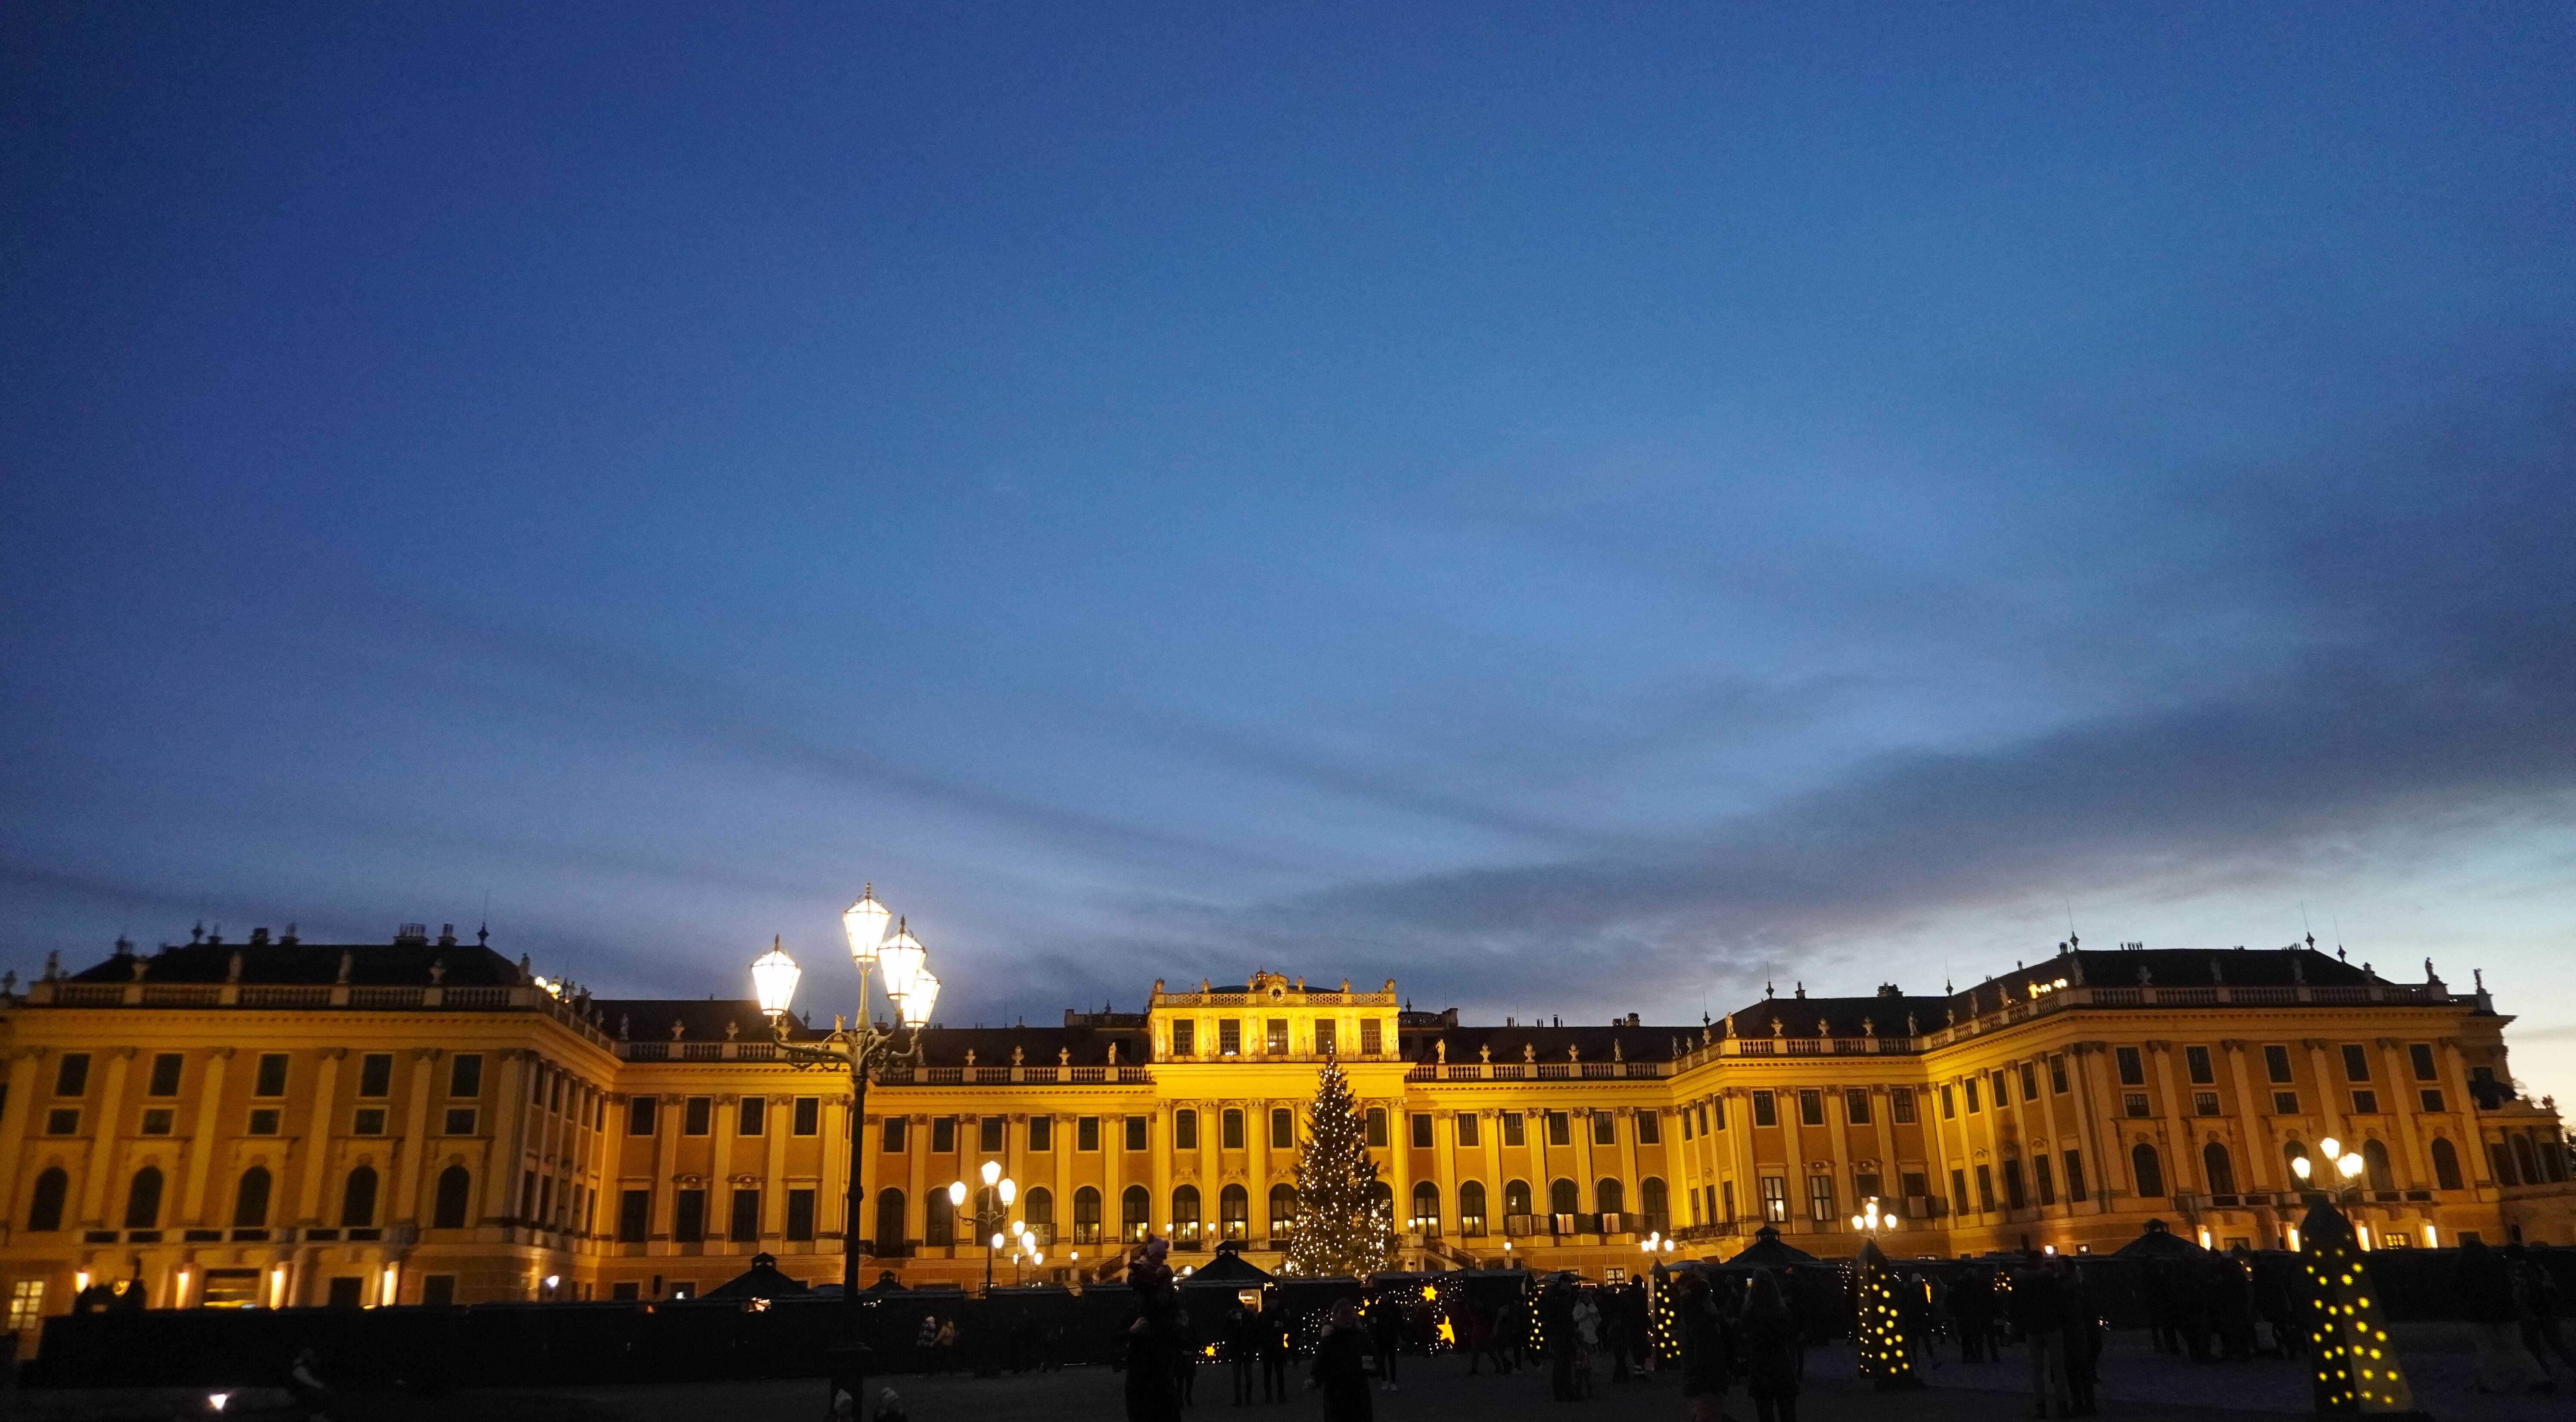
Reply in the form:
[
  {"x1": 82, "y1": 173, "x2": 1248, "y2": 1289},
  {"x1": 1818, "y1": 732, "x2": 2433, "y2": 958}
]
[{"x1": 2296, "y1": 1198, "x2": 2417, "y2": 1416}]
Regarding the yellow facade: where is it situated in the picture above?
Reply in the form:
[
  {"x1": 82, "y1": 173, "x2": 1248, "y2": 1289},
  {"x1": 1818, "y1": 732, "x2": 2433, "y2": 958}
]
[{"x1": 1, "y1": 936, "x2": 2567, "y2": 1332}]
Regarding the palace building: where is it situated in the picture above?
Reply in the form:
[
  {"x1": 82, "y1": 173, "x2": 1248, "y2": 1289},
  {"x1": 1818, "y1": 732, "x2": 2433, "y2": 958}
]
[{"x1": 0, "y1": 924, "x2": 2568, "y2": 1328}]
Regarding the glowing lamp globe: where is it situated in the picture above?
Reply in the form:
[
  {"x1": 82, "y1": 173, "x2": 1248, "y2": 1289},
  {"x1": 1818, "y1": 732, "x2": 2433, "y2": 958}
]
[
  {"x1": 750, "y1": 940, "x2": 802, "y2": 1017},
  {"x1": 991, "y1": 1232, "x2": 1006, "y2": 1250},
  {"x1": 2293, "y1": 1155, "x2": 2312, "y2": 1180},
  {"x1": 843, "y1": 888, "x2": 893, "y2": 966},
  {"x1": 948, "y1": 1181, "x2": 967, "y2": 1207},
  {"x1": 999, "y1": 1177, "x2": 1017, "y2": 1207},
  {"x1": 981, "y1": 1159, "x2": 1002, "y2": 1187},
  {"x1": 2320, "y1": 1137, "x2": 2342, "y2": 1160},
  {"x1": 2339, "y1": 1153, "x2": 2366, "y2": 1179},
  {"x1": 877, "y1": 923, "x2": 927, "y2": 999},
  {"x1": 896, "y1": 969, "x2": 940, "y2": 1029}
]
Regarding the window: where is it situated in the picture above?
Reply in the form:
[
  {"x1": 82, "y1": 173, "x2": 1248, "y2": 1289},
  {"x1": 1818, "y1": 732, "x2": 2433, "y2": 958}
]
[
  {"x1": 1504, "y1": 1180, "x2": 1532, "y2": 1216},
  {"x1": 2050, "y1": 1056, "x2": 2070, "y2": 1094},
  {"x1": 1544, "y1": 1110, "x2": 1569, "y2": 1146},
  {"x1": 2131, "y1": 1144, "x2": 2165, "y2": 1197},
  {"x1": 673, "y1": 1189, "x2": 706, "y2": 1244},
  {"x1": 148, "y1": 1053, "x2": 184, "y2": 1097},
  {"x1": 2431, "y1": 1137, "x2": 2464, "y2": 1191},
  {"x1": 352, "y1": 1107, "x2": 386, "y2": 1135},
  {"x1": 617, "y1": 1190, "x2": 651, "y2": 1243},
  {"x1": 246, "y1": 1108, "x2": 281, "y2": 1135},
  {"x1": 357, "y1": 1053, "x2": 393, "y2": 1098},
  {"x1": 682, "y1": 1098, "x2": 712, "y2": 1135},
  {"x1": 2003, "y1": 1159, "x2": 2026, "y2": 1209},
  {"x1": 1171, "y1": 1185, "x2": 1201, "y2": 1244},
  {"x1": 1900, "y1": 1171, "x2": 1929, "y2": 1201},
  {"x1": 2363, "y1": 1138, "x2": 2395, "y2": 1193},
  {"x1": 2116, "y1": 1047, "x2": 2145, "y2": 1087},
  {"x1": 2063, "y1": 1149, "x2": 2088, "y2": 1203},
  {"x1": 1940, "y1": 1085, "x2": 1955, "y2": 1120},
  {"x1": 2194, "y1": 1092, "x2": 2221, "y2": 1117},
  {"x1": 27, "y1": 1167, "x2": 66, "y2": 1232},
  {"x1": 1501, "y1": 1112, "x2": 1525, "y2": 1147},
  {"x1": 55, "y1": 1054, "x2": 90, "y2": 1098},
  {"x1": 1680, "y1": 1107, "x2": 1693, "y2": 1141},
  {"x1": 450, "y1": 1054, "x2": 483, "y2": 1096},
  {"x1": 2174, "y1": 1045, "x2": 2210, "y2": 1085},
  {"x1": 926, "y1": 1189, "x2": 955, "y2": 1246},
  {"x1": 1410, "y1": 1113, "x2": 1433, "y2": 1149},
  {"x1": 1634, "y1": 1110, "x2": 1660, "y2": 1145},
  {"x1": 1124, "y1": 1116, "x2": 1148, "y2": 1151},
  {"x1": 233, "y1": 1166, "x2": 274, "y2": 1228},
  {"x1": 796, "y1": 1098, "x2": 821, "y2": 1136},
  {"x1": 1030, "y1": 1116, "x2": 1054, "y2": 1152},
  {"x1": 1361, "y1": 1020, "x2": 1383, "y2": 1055},
  {"x1": 45, "y1": 1108, "x2": 79, "y2": 1136},
  {"x1": 1845, "y1": 1089, "x2": 1871, "y2": 1125},
  {"x1": 1596, "y1": 1178, "x2": 1623, "y2": 1216},
  {"x1": 2273, "y1": 1092, "x2": 2299, "y2": 1115},
  {"x1": 1992, "y1": 1069, "x2": 2012, "y2": 1106},
  {"x1": 1173, "y1": 1021, "x2": 1196, "y2": 1057},
  {"x1": 1028, "y1": 1186, "x2": 1060, "y2": 1244},
  {"x1": 1705, "y1": 1100, "x2": 1720, "y2": 1132},
  {"x1": 1220, "y1": 1109, "x2": 1244, "y2": 1151},
  {"x1": 1759, "y1": 1175, "x2": 1788, "y2": 1223},
  {"x1": 1365, "y1": 1107, "x2": 1388, "y2": 1148},
  {"x1": 1082, "y1": 1116, "x2": 1104, "y2": 1151},
  {"x1": 1593, "y1": 1111, "x2": 1617, "y2": 1145},
  {"x1": 628, "y1": 1097, "x2": 659, "y2": 1136},
  {"x1": 2409, "y1": 1044, "x2": 2439, "y2": 1081},
  {"x1": 1218, "y1": 1020, "x2": 1242, "y2": 1056},
  {"x1": 338, "y1": 1166, "x2": 377, "y2": 1228},
  {"x1": 254, "y1": 1054, "x2": 289, "y2": 1097},
  {"x1": 730, "y1": 1188, "x2": 761, "y2": 1241},
  {"x1": 2018, "y1": 1063, "x2": 2038, "y2": 1102},
  {"x1": 1074, "y1": 1186, "x2": 1103, "y2": 1243},
  {"x1": 2420, "y1": 1089, "x2": 2446, "y2": 1113},
  {"x1": 444, "y1": 1107, "x2": 477, "y2": 1135},
  {"x1": 2342, "y1": 1045, "x2": 2371, "y2": 1082},
  {"x1": 1797, "y1": 1090, "x2": 1823, "y2": 1127},
  {"x1": 739, "y1": 1098, "x2": 765, "y2": 1136},
  {"x1": 1459, "y1": 1180, "x2": 1488, "y2": 1235},
  {"x1": 141, "y1": 1108, "x2": 175, "y2": 1136},
  {"x1": 931, "y1": 1117, "x2": 955, "y2": 1153},
  {"x1": 2034, "y1": 1154, "x2": 2056, "y2": 1206},
  {"x1": 1269, "y1": 1183, "x2": 1298, "y2": 1235},
  {"x1": 1892, "y1": 1087, "x2": 1916, "y2": 1123},
  {"x1": 1316, "y1": 1020, "x2": 1338, "y2": 1056},
  {"x1": 1456, "y1": 1112, "x2": 1481, "y2": 1148},
  {"x1": 2203, "y1": 1142, "x2": 2237, "y2": 1196},
  {"x1": 7, "y1": 1282, "x2": 47, "y2": 1334},
  {"x1": 1752, "y1": 1091, "x2": 1778, "y2": 1127},
  {"x1": 1176, "y1": 1109, "x2": 1200, "y2": 1151},
  {"x1": 978, "y1": 1116, "x2": 1004, "y2": 1153},
  {"x1": 1807, "y1": 1173, "x2": 1835, "y2": 1222},
  {"x1": 1964, "y1": 1079, "x2": 1981, "y2": 1114},
  {"x1": 1974, "y1": 1163, "x2": 1995, "y2": 1212},
  {"x1": 2124, "y1": 1093, "x2": 2151, "y2": 1118},
  {"x1": 1270, "y1": 1108, "x2": 1294, "y2": 1149},
  {"x1": 1721, "y1": 1181, "x2": 1736, "y2": 1221},
  {"x1": 1549, "y1": 1178, "x2": 1579, "y2": 1215},
  {"x1": 433, "y1": 1166, "x2": 471, "y2": 1229},
  {"x1": 881, "y1": 1116, "x2": 906, "y2": 1152},
  {"x1": 1267, "y1": 1019, "x2": 1288, "y2": 1054},
  {"x1": 2352, "y1": 1091, "x2": 2379, "y2": 1115},
  {"x1": 2264, "y1": 1045, "x2": 2294, "y2": 1083}
]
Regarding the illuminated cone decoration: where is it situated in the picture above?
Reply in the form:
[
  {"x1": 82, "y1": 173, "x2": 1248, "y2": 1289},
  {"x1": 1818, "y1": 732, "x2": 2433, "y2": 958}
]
[
  {"x1": 1284, "y1": 1060, "x2": 1396, "y2": 1278},
  {"x1": 1649, "y1": 1261, "x2": 1681, "y2": 1364},
  {"x1": 2299, "y1": 1198, "x2": 2422, "y2": 1417},
  {"x1": 1854, "y1": 1237, "x2": 1921, "y2": 1390}
]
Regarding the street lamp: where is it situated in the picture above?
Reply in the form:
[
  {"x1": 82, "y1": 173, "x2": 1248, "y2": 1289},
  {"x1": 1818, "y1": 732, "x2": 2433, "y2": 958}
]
[
  {"x1": 949, "y1": 1161, "x2": 1018, "y2": 1291},
  {"x1": 1850, "y1": 1196, "x2": 1892, "y2": 1234}
]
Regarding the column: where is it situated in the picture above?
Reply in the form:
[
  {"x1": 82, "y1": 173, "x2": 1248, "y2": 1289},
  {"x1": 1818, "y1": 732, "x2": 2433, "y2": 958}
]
[
  {"x1": 0, "y1": 1052, "x2": 38, "y2": 1224},
  {"x1": 819, "y1": 1091, "x2": 849, "y2": 1246},
  {"x1": 1825, "y1": 1089, "x2": 1856, "y2": 1224},
  {"x1": 1617, "y1": 1106, "x2": 1643, "y2": 1230},
  {"x1": 179, "y1": 1048, "x2": 233, "y2": 1224},
  {"x1": 709, "y1": 1095, "x2": 736, "y2": 1247},
  {"x1": 2223, "y1": 1042, "x2": 2274, "y2": 1192},
  {"x1": 1246, "y1": 1101, "x2": 1269, "y2": 1240},
  {"x1": 394, "y1": 1048, "x2": 437, "y2": 1222},
  {"x1": 1390, "y1": 1095, "x2": 1412, "y2": 1234},
  {"x1": 1726, "y1": 1088, "x2": 1758, "y2": 1224},
  {"x1": 77, "y1": 1048, "x2": 136, "y2": 1226},
  {"x1": 905, "y1": 1114, "x2": 930, "y2": 1251},
  {"x1": 297, "y1": 1049, "x2": 346, "y2": 1226},
  {"x1": 1051, "y1": 1113, "x2": 1073, "y2": 1250},
  {"x1": 652, "y1": 1095, "x2": 680, "y2": 1246},
  {"x1": 478, "y1": 1051, "x2": 526, "y2": 1222},
  {"x1": 1435, "y1": 1101, "x2": 1460, "y2": 1241},
  {"x1": 2379, "y1": 1039, "x2": 2426, "y2": 1188},
  {"x1": 2304, "y1": 1039, "x2": 2346, "y2": 1153},
  {"x1": 2150, "y1": 1043, "x2": 2193, "y2": 1193},
  {"x1": 1150, "y1": 1106, "x2": 1172, "y2": 1239},
  {"x1": 764, "y1": 1095, "x2": 788, "y2": 1236}
]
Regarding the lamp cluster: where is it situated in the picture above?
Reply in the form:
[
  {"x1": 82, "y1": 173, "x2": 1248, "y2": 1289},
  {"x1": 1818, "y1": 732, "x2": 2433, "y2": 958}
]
[{"x1": 750, "y1": 888, "x2": 941, "y2": 1028}]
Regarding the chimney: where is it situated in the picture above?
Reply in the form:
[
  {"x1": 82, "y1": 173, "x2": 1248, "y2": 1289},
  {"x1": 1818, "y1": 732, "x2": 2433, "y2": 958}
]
[
  {"x1": 438, "y1": 924, "x2": 457, "y2": 948},
  {"x1": 280, "y1": 923, "x2": 299, "y2": 946},
  {"x1": 249, "y1": 926, "x2": 270, "y2": 945}
]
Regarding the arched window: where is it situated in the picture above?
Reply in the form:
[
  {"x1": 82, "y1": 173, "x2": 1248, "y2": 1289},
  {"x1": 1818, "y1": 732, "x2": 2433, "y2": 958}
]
[
  {"x1": 340, "y1": 1165, "x2": 378, "y2": 1228},
  {"x1": 975, "y1": 1185, "x2": 1002, "y2": 1235},
  {"x1": 2283, "y1": 1139, "x2": 2308, "y2": 1184},
  {"x1": 2131, "y1": 1144, "x2": 2165, "y2": 1198},
  {"x1": 1367, "y1": 1180, "x2": 1394, "y2": 1219},
  {"x1": 2363, "y1": 1139, "x2": 2395, "y2": 1194},
  {"x1": 1503, "y1": 1179, "x2": 1531, "y2": 1218},
  {"x1": 2430, "y1": 1137, "x2": 2464, "y2": 1191},
  {"x1": 1549, "y1": 1178, "x2": 1579, "y2": 1215},
  {"x1": 876, "y1": 1188, "x2": 907, "y2": 1254},
  {"x1": 26, "y1": 1167, "x2": 67, "y2": 1232},
  {"x1": 233, "y1": 1166, "x2": 274, "y2": 1229},
  {"x1": 1639, "y1": 1177, "x2": 1668, "y2": 1231},
  {"x1": 1073, "y1": 1186, "x2": 1102, "y2": 1244},
  {"x1": 432, "y1": 1166, "x2": 472, "y2": 1229},
  {"x1": 1218, "y1": 1184, "x2": 1248, "y2": 1242},
  {"x1": 1410, "y1": 1181, "x2": 1440, "y2": 1234},
  {"x1": 1596, "y1": 1178, "x2": 1625, "y2": 1216},
  {"x1": 2202, "y1": 1143, "x2": 2236, "y2": 1197},
  {"x1": 1121, "y1": 1184, "x2": 1151, "y2": 1241},
  {"x1": 1171, "y1": 1185, "x2": 1202, "y2": 1244},
  {"x1": 123, "y1": 1165, "x2": 164, "y2": 1230},
  {"x1": 1459, "y1": 1180, "x2": 1488, "y2": 1236},
  {"x1": 1267, "y1": 1183, "x2": 1297, "y2": 1239},
  {"x1": 1024, "y1": 1185, "x2": 1055, "y2": 1244},
  {"x1": 926, "y1": 1188, "x2": 955, "y2": 1246}
]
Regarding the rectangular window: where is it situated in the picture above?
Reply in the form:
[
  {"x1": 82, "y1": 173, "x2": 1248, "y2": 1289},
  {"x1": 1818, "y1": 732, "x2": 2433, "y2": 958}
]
[
  {"x1": 1798, "y1": 1090, "x2": 1824, "y2": 1127},
  {"x1": 618, "y1": 1190, "x2": 651, "y2": 1243},
  {"x1": 2116, "y1": 1046, "x2": 2145, "y2": 1087},
  {"x1": 2125, "y1": 1092, "x2": 2151, "y2": 1118},
  {"x1": 352, "y1": 1107, "x2": 386, "y2": 1135},
  {"x1": 1705, "y1": 1101, "x2": 1719, "y2": 1133},
  {"x1": 1080, "y1": 1116, "x2": 1103, "y2": 1151},
  {"x1": 1361, "y1": 1020, "x2": 1383, "y2": 1055},
  {"x1": 1854, "y1": 1171, "x2": 1882, "y2": 1203},
  {"x1": 1940, "y1": 1085, "x2": 1955, "y2": 1119},
  {"x1": 730, "y1": 1188, "x2": 761, "y2": 1242},
  {"x1": 2420, "y1": 1089, "x2": 2446, "y2": 1113},
  {"x1": 1721, "y1": 1181, "x2": 1736, "y2": 1220},
  {"x1": 1807, "y1": 1173, "x2": 1835, "y2": 1222},
  {"x1": 1752, "y1": 1091, "x2": 1778, "y2": 1127},
  {"x1": 254, "y1": 1054, "x2": 289, "y2": 1098},
  {"x1": 2273, "y1": 1091, "x2": 2299, "y2": 1115},
  {"x1": 1315, "y1": 1021, "x2": 1337, "y2": 1056},
  {"x1": 1633, "y1": 1110, "x2": 1659, "y2": 1145},
  {"x1": 247, "y1": 1108, "x2": 280, "y2": 1135},
  {"x1": 147, "y1": 1053, "x2": 184, "y2": 1098},
  {"x1": 1456, "y1": 1112, "x2": 1480, "y2": 1148},
  {"x1": 1892, "y1": 1087, "x2": 1916, "y2": 1124},
  {"x1": 1991, "y1": 1070, "x2": 2010, "y2": 1106},
  {"x1": 1964, "y1": 1079, "x2": 1981, "y2": 1113},
  {"x1": 786, "y1": 1189, "x2": 816, "y2": 1241},
  {"x1": 1220, "y1": 1110, "x2": 1243, "y2": 1151},
  {"x1": 1680, "y1": 1107, "x2": 1693, "y2": 1141},
  {"x1": 2193, "y1": 1091, "x2": 2220, "y2": 1116},
  {"x1": 1951, "y1": 1168, "x2": 1969, "y2": 1213},
  {"x1": 1175, "y1": 1109, "x2": 1200, "y2": 1151},
  {"x1": 1124, "y1": 1116, "x2": 1148, "y2": 1151},
  {"x1": 738, "y1": 1097, "x2": 765, "y2": 1136},
  {"x1": 2342, "y1": 1045, "x2": 2371, "y2": 1082},
  {"x1": 1366, "y1": 1107, "x2": 1389, "y2": 1148},
  {"x1": 1030, "y1": 1115, "x2": 1054, "y2": 1152},
  {"x1": 2062, "y1": 1150, "x2": 2088, "y2": 1203},
  {"x1": 1218, "y1": 1020, "x2": 1242, "y2": 1056},
  {"x1": 628, "y1": 1097, "x2": 659, "y2": 1135},
  {"x1": 1172, "y1": 1020, "x2": 1195, "y2": 1057},
  {"x1": 931, "y1": 1116, "x2": 956, "y2": 1153},
  {"x1": 2265, "y1": 1045, "x2": 2295, "y2": 1083},
  {"x1": 1975, "y1": 1163, "x2": 1997, "y2": 1212},
  {"x1": 1545, "y1": 1110, "x2": 1570, "y2": 1146},
  {"x1": 6, "y1": 1282, "x2": 45, "y2": 1335},
  {"x1": 444, "y1": 1107, "x2": 477, "y2": 1135},
  {"x1": 2021, "y1": 1062, "x2": 2040, "y2": 1102},
  {"x1": 358, "y1": 1053, "x2": 393, "y2": 1098},
  {"x1": 2003, "y1": 1159, "x2": 2026, "y2": 1209},
  {"x1": 673, "y1": 1189, "x2": 706, "y2": 1244},
  {"x1": 140, "y1": 1107, "x2": 174, "y2": 1136},
  {"x1": 979, "y1": 1116, "x2": 1004, "y2": 1153},
  {"x1": 1900, "y1": 1171, "x2": 1929, "y2": 1201},
  {"x1": 2050, "y1": 1056, "x2": 2069, "y2": 1094},
  {"x1": 2186, "y1": 1046, "x2": 2215, "y2": 1085},
  {"x1": 1593, "y1": 1110, "x2": 1618, "y2": 1145},
  {"x1": 1267, "y1": 1019, "x2": 1288, "y2": 1054},
  {"x1": 792, "y1": 1098, "x2": 818, "y2": 1135},
  {"x1": 54, "y1": 1054, "x2": 90, "y2": 1098},
  {"x1": 2409, "y1": 1044, "x2": 2439, "y2": 1082},
  {"x1": 682, "y1": 1097, "x2": 712, "y2": 1136},
  {"x1": 1759, "y1": 1175, "x2": 1788, "y2": 1223},
  {"x1": 2034, "y1": 1154, "x2": 2057, "y2": 1206},
  {"x1": 1844, "y1": 1089, "x2": 1871, "y2": 1125},
  {"x1": 450, "y1": 1054, "x2": 483, "y2": 1097},
  {"x1": 1411, "y1": 1113, "x2": 1433, "y2": 1149},
  {"x1": 1501, "y1": 1113, "x2": 1525, "y2": 1147},
  {"x1": 2352, "y1": 1090, "x2": 2379, "y2": 1115}
]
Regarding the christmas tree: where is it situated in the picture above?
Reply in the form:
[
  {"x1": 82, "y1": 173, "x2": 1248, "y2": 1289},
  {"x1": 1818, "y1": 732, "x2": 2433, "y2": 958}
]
[
  {"x1": 1284, "y1": 1060, "x2": 1396, "y2": 1277},
  {"x1": 1853, "y1": 1238, "x2": 1920, "y2": 1389},
  {"x1": 2299, "y1": 1199, "x2": 2423, "y2": 1417}
]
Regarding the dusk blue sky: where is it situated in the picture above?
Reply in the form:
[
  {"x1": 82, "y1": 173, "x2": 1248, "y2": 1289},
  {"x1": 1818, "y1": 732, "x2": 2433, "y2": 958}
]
[{"x1": 6, "y1": 7, "x2": 2574, "y2": 1095}]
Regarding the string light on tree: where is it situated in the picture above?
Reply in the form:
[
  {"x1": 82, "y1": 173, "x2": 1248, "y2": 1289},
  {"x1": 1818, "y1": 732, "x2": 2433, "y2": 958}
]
[{"x1": 1282, "y1": 1060, "x2": 1396, "y2": 1279}]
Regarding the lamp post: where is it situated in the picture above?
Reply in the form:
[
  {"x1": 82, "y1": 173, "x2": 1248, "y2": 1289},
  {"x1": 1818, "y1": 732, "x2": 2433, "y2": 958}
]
[
  {"x1": 749, "y1": 888, "x2": 941, "y2": 1326},
  {"x1": 948, "y1": 1160, "x2": 1018, "y2": 1293}
]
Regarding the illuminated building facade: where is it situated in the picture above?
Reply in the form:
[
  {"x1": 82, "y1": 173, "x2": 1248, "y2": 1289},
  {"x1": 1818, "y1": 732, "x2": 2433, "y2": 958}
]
[{"x1": 0, "y1": 928, "x2": 2567, "y2": 1325}]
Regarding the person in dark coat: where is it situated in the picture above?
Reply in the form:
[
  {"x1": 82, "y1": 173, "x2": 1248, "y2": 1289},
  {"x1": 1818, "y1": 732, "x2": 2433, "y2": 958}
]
[
  {"x1": 1539, "y1": 1276, "x2": 1578, "y2": 1400},
  {"x1": 1122, "y1": 1238, "x2": 1185, "y2": 1422},
  {"x1": 1677, "y1": 1271, "x2": 1733, "y2": 1422},
  {"x1": 1743, "y1": 1272, "x2": 1799, "y2": 1422},
  {"x1": 2057, "y1": 1261, "x2": 2100, "y2": 1418},
  {"x1": 2460, "y1": 1238, "x2": 2551, "y2": 1394},
  {"x1": 1310, "y1": 1299, "x2": 1374, "y2": 1422},
  {"x1": 1258, "y1": 1298, "x2": 1293, "y2": 1403}
]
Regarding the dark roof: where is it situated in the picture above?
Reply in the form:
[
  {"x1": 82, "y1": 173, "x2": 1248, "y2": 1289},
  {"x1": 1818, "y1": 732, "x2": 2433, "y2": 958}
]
[
  {"x1": 1730, "y1": 1226, "x2": 1819, "y2": 1266},
  {"x1": 907, "y1": 1025, "x2": 1152, "y2": 1068},
  {"x1": 2112, "y1": 1219, "x2": 2208, "y2": 1260},
  {"x1": 1722, "y1": 947, "x2": 2411, "y2": 1035},
  {"x1": 1408, "y1": 1024, "x2": 1713, "y2": 1065},
  {"x1": 1711, "y1": 994, "x2": 1948, "y2": 1042},
  {"x1": 705, "y1": 1253, "x2": 811, "y2": 1300},
  {"x1": 594, "y1": 998, "x2": 827, "y2": 1043},
  {"x1": 1183, "y1": 1247, "x2": 1274, "y2": 1285},
  {"x1": 68, "y1": 938, "x2": 523, "y2": 987}
]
